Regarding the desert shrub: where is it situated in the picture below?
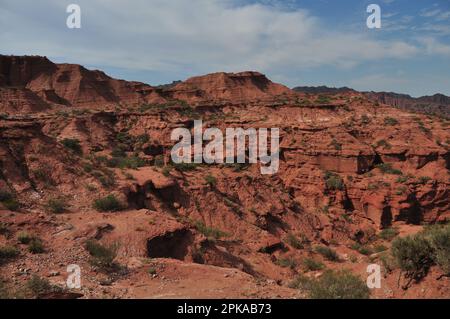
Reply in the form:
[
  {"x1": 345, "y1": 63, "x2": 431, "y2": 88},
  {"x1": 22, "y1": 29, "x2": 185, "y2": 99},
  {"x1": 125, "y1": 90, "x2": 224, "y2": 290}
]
[
  {"x1": 384, "y1": 117, "x2": 399, "y2": 126},
  {"x1": 378, "y1": 228, "x2": 399, "y2": 241},
  {"x1": 286, "y1": 233, "x2": 304, "y2": 249},
  {"x1": 376, "y1": 163, "x2": 402, "y2": 175},
  {"x1": 0, "y1": 190, "x2": 19, "y2": 211},
  {"x1": 148, "y1": 267, "x2": 157, "y2": 275},
  {"x1": 154, "y1": 155, "x2": 165, "y2": 167},
  {"x1": 85, "y1": 240, "x2": 119, "y2": 269},
  {"x1": 0, "y1": 246, "x2": 19, "y2": 261},
  {"x1": 329, "y1": 139, "x2": 342, "y2": 151},
  {"x1": 315, "y1": 95, "x2": 331, "y2": 104},
  {"x1": 0, "y1": 190, "x2": 13, "y2": 202},
  {"x1": 0, "y1": 223, "x2": 9, "y2": 236},
  {"x1": 193, "y1": 220, "x2": 228, "y2": 240},
  {"x1": 315, "y1": 246, "x2": 339, "y2": 261},
  {"x1": 172, "y1": 162, "x2": 199, "y2": 172},
  {"x1": 28, "y1": 238, "x2": 45, "y2": 254},
  {"x1": 111, "y1": 146, "x2": 127, "y2": 158},
  {"x1": 391, "y1": 234, "x2": 433, "y2": 281},
  {"x1": 204, "y1": 174, "x2": 217, "y2": 187},
  {"x1": 107, "y1": 156, "x2": 146, "y2": 169},
  {"x1": 380, "y1": 253, "x2": 398, "y2": 273},
  {"x1": 26, "y1": 275, "x2": 61, "y2": 297},
  {"x1": 93, "y1": 195, "x2": 124, "y2": 212},
  {"x1": 61, "y1": 138, "x2": 82, "y2": 155},
  {"x1": 374, "y1": 244, "x2": 388, "y2": 253},
  {"x1": 293, "y1": 270, "x2": 370, "y2": 299},
  {"x1": 324, "y1": 171, "x2": 344, "y2": 191},
  {"x1": 0, "y1": 279, "x2": 9, "y2": 299},
  {"x1": 275, "y1": 258, "x2": 297, "y2": 269},
  {"x1": 375, "y1": 139, "x2": 391, "y2": 149},
  {"x1": 351, "y1": 243, "x2": 373, "y2": 256},
  {"x1": 46, "y1": 198, "x2": 68, "y2": 214},
  {"x1": 427, "y1": 225, "x2": 450, "y2": 275},
  {"x1": 418, "y1": 176, "x2": 432, "y2": 184},
  {"x1": 17, "y1": 232, "x2": 33, "y2": 244},
  {"x1": 302, "y1": 258, "x2": 324, "y2": 271}
]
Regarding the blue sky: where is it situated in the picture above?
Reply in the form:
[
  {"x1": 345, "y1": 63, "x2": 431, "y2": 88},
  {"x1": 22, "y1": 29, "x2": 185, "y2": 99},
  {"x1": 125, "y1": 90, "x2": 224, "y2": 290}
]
[{"x1": 1, "y1": 0, "x2": 449, "y2": 96}]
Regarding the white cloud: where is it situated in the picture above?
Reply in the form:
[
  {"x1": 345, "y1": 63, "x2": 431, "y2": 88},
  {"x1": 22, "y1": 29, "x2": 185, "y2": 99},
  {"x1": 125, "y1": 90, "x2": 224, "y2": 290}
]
[{"x1": 0, "y1": 0, "x2": 421, "y2": 77}]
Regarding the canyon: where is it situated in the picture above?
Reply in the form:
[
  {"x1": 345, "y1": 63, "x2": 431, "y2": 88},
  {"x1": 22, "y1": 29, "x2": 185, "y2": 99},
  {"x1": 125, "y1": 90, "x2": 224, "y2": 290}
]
[{"x1": 0, "y1": 55, "x2": 449, "y2": 299}]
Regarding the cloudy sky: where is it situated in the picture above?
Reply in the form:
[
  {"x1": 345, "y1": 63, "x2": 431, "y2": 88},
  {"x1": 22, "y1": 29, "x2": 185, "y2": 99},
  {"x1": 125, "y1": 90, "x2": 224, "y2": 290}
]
[{"x1": 1, "y1": 0, "x2": 449, "y2": 96}]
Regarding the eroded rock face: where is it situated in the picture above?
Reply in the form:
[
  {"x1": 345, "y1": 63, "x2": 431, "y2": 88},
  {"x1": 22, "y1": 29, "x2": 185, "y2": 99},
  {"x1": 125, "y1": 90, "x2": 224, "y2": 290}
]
[{"x1": 0, "y1": 56, "x2": 449, "y2": 298}]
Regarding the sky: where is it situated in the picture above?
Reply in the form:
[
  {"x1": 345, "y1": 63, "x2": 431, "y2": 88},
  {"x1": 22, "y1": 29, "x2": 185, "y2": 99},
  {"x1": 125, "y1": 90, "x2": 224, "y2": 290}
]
[{"x1": 1, "y1": 0, "x2": 450, "y2": 97}]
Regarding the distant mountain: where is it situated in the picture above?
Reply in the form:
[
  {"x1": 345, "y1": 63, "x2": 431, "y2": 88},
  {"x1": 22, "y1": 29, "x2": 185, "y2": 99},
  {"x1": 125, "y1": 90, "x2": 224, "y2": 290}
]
[
  {"x1": 292, "y1": 86, "x2": 355, "y2": 95},
  {"x1": 293, "y1": 86, "x2": 450, "y2": 118}
]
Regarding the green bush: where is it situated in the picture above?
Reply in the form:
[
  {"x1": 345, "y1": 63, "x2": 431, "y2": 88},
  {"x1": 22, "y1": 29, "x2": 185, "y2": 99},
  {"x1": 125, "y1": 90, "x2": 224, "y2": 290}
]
[
  {"x1": 193, "y1": 220, "x2": 229, "y2": 240},
  {"x1": 376, "y1": 163, "x2": 402, "y2": 175},
  {"x1": 85, "y1": 240, "x2": 119, "y2": 269},
  {"x1": 93, "y1": 195, "x2": 124, "y2": 212},
  {"x1": 275, "y1": 258, "x2": 297, "y2": 269},
  {"x1": 293, "y1": 270, "x2": 370, "y2": 299},
  {"x1": 0, "y1": 246, "x2": 19, "y2": 261},
  {"x1": 315, "y1": 246, "x2": 340, "y2": 261},
  {"x1": 391, "y1": 234, "x2": 433, "y2": 281},
  {"x1": 46, "y1": 198, "x2": 68, "y2": 214},
  {"x1": 286, "y1": 233, "x2": 304, "y2": 249},
  {"x1": 303, "y1": 258, "x2": 324, "y2": 271},
  {"x1": 106, "y1": 156, "x2": 146, "y2": 169},
  {"x1": 0, "y1": 223, "x2": 9, "y2": 236},
  {"x1": 324, "y1": 171, "x2": 344, "y2": 191},
  {"x1": 17, "y1": 232, "x2": 33, "y2": 244},
  {"x1": 0, "y1": 190, "x2": 13, "y2": 202},
  {"x1": 329, "y1": 139, "x2": 342, "y2": 151},
  {"x1": 204, "y1": 174, "x2": 217, "y2": 187},
  {"x1": 379, "y1": 228, "x2": 399, "y2": 241},
  {"x1": 26, "y1": 275, "x2": 61, "y2": 297},
  {"x1": 0, "y1": 190, "x2": 19, "y2": 211},
  {"x1": 427, "y1": 225, "x2": 450, "y2": 275},
  {"x1": 61, "y1": 138, "x2": 82, "y2": 155},
  {"x1": 172, "y1": 162, "x2": 199, "y2": 172},
  {"x1": 384, "y1": 117, "x2": 399, "y2": 126},
  {"x1": 28, "y1": 238, "x2": 45, "y2": 254}
]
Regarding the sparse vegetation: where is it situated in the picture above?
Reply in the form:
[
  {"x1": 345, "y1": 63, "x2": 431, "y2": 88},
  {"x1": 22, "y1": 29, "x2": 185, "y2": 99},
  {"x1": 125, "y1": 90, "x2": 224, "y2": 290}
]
[
  {"x1": 93, "y1": 194, "x2": 124, "y2": 212},
  {"x1": 391, "y1": 233, "x2": 434, "y2": 283},
  {"x1": 275, "y1": 257, "x2": 297, "y2": 269},
  {"x1": 379, "y1": 228, "x2": 399, "y2": 241},
  {"x1": 376, "y1": 163, "x2": 402, "y2": 175},
  {"x1": 0, "y1": 190, "x2": 19, "y2": 211},
  {"x1": 384, "y1": 117, "x2": 399, "y2": 126},
  {"x1": 291, "y1": 270, "x2": 370, "y2": 299},
  {"x1": 302, "y1": 258, "x2": 324, "y2": 271},
  {"x1": 324, "y1": 171, "x2": 344, "y2": 191},
  {"x1": 193, "y1": 220, "x2": 229, "y2": 240},
  {"x1": 85, "y1": 239, "x2": 119, "y2": 270},
  {"x1": 26, "y1": 274, "x2": 62, "y2": 297},
  {"x1": 28, "y1": 238, "x2": 45, "y2": 254},
  {"x1": 204, "y1": 174, "x2": 217, "y2": 187},
  {"x1": 315, "y1": 246, "x2": 339, "y2": 261},
  {"x1": 0, "y1": 245, "x2": 19, "y2": 262},
  {"x1": 17, "y1": 232, "x2": 33, "y2": 244},
  {"x1": 286, "y1": 233, "x2": 304, "y2": 249},
  {"x1": 61, "y1": 138, "x2": 82, "y2": 155},
  {"x1": 46, "y1": 198, "x2": 68, "y2": 214},
  {"x1": 329, "y1": 138, "x2": 342, "y2": 151}
]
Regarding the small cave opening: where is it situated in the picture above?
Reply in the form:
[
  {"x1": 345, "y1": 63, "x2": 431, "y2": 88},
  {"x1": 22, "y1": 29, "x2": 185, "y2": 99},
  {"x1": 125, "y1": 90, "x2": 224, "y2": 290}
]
[
  {"x1": 147, "y1": 229, "x2": 193, "y2": 260},
  {"x1": 372, "y1": 153, "x2": 384, "y2": 167},
  {"x1": 381, "y1": 206, "x2": 393, "y2": 228},
  {"x1": 342, "y1": 192, "x2": 355, "y2": 212},
  {"x1": 397, "y1": 202, "x2": 422, "y2": 225}
]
